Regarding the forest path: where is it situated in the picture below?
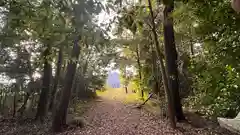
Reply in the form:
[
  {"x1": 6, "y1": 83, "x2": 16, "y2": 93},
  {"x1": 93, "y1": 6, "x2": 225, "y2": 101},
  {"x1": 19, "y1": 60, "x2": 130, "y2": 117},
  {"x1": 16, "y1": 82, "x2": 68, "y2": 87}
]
[{"x1": 73, "y1": 88, "x2": 182, "y2": 135}]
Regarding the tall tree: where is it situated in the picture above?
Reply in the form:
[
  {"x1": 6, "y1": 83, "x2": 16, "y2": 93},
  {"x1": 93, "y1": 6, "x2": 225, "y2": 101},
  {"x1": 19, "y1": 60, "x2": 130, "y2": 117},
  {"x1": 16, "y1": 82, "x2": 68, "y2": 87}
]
[
  {"x1": 52, "y1": 0, "x2": 105, "y2": 131},
  {"x1": 147, "y1": 0, "x2": 176, "y2": 127},
  {"x1": 163, "y1": 0, "x2": 185, "y2": 121},
  {"x1": 35, "y1": 44, "x2": 52, "y2": 121},
  {"x1": 49, "y1": 45, "x2": 63, "y2": 111},
  {"x1": 52, "y1": 36, "x2": 81, "y2": 132},
  {"x1": 135, "y1": 44, "x2": 143, "y2": 98}
]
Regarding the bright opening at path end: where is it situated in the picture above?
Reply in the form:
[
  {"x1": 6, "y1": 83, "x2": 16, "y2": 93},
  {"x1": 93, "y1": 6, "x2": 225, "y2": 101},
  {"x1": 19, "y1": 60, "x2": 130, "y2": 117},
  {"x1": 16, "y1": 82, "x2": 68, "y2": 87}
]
[{"x1": 106, "y1": 71, "x2": 120, "y2": 88}]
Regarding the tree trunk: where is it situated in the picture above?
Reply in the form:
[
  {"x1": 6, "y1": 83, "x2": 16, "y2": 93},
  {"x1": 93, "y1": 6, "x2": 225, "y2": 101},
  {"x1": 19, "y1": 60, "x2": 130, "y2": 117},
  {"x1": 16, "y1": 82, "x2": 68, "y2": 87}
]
[
  {"x1": 124, "y1": 66, "x2": 128, "y2": 94},
  {"x1": 3, "y1": 94, "x2": 6, "y2": 109},
  {"x1": 17, "y1": 92, "x2": 30, "y2": 115},
  {"x1": 147, "y1": 0, "x2": 176, "y2": 128},
  {"x1": 136, "y1": 44, "x2": 143, "y2": 98},
  {"x1": 0, "y1": 89, "x2": 2, "y2": 111},
  {"x1": 151, "y1": 44, "x2": 160, "y2": 94},
  {"x1": 82, "y1": 60, "x2": 89, "y2": 75},
  {"x1": 2, "y1": 94, "x2": 6, "y2": 113},
  {"x1": 71, "y1": 75, "x2": 78, "y2": 96},
  {"x1": 190, "y1": 40, "x2": 194, "y2": 56},
  {"x1": 49, "y1": 46, "x2": 63, "y2": 111},
  {"x1": 163, "y1": 4, "x2": 185, "y2": 121},
  {"x1": 12, "y1": 81, "x2": 20, "y2": 117},
  {"x1": 52, "y1": 36, "x2": 81, "y2": 132},
  {"x1": 13, "y1": 92, "x2": 16, "y2": 117},
  {"x1": 32, "y1": 94, "x2": 36, "y2": 111},
  {"x1": 35, "y1": 45, "x2": 52, "y2": 121},
  {"x1": 18, "y1": 59, "x2": 34, "y2": 115},
  {"x1": 26, "y1": 96, "x2": 33, "y2": 112}
]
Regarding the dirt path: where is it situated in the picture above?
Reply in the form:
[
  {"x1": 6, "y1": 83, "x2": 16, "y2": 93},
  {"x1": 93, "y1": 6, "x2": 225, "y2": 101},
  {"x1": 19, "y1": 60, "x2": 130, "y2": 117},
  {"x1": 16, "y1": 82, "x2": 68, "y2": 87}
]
[
  {"x1": 73, "y1": 89, "x2": 182, "y2": 135},
  {"x1": 0, "y1": 89, "x2": 234, "y2": 135}
]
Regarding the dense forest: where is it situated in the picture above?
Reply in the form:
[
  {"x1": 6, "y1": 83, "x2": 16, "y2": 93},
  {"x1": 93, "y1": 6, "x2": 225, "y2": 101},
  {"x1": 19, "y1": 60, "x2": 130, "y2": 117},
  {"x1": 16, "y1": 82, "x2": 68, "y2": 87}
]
[{"x1": 0, "y1": 0, "x2": 240, "y2": 134}]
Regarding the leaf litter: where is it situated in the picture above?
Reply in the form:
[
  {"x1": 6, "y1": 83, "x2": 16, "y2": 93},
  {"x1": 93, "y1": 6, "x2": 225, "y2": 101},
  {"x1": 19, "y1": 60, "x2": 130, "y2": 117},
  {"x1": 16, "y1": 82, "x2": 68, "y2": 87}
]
[{"x1": 0, "y1": 96, "x2": 238, "y2": 135}]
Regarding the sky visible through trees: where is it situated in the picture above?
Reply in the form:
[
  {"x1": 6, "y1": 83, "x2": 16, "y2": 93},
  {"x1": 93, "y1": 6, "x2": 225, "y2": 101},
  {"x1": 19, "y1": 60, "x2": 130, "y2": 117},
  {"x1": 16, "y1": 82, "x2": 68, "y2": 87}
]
[{"x1": 106, "y1": 71, "x2": 120, "y2": 88}]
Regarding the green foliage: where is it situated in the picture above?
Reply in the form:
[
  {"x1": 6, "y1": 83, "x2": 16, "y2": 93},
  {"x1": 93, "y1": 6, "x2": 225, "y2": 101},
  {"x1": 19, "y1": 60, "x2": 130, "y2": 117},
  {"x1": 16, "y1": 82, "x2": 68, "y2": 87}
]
[
  {"x1": 174, "y1": 0, "x2": 240, "y2": 118},
  {"x1": 0, "y1": 0, "x2": 119, "y2": 119},
  {"x1": 187, "y1": 59, "x2": 240, "y2": 117},
  {"x1": 114, "y1": 2, "x2": 160, "y2": 98}
]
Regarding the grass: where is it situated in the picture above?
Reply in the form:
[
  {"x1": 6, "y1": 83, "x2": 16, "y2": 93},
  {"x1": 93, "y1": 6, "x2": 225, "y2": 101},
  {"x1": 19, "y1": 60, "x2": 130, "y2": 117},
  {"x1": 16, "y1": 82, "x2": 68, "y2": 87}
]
[
  {"x1": 124, "y1": 93, "x2": 141, "y2": 104},
  {"x1": 123, "y1": 91, "x2": 150, "y2": 104},
  {"x1": 96, "y1": 88, "x2": 161, "y2": 113},
  {"x1": 123, "y1": 91, "x2": 164, "y2": 116},
  {"x1": 96, "y1": 90, "x2": 107, "y2": 96}
]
